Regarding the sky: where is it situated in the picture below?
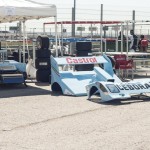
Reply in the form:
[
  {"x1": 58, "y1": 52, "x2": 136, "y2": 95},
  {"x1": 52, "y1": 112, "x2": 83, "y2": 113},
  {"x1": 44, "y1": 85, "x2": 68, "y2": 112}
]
[{"x1": 1, "y1": 0, "x2": 150, "y2": 33}]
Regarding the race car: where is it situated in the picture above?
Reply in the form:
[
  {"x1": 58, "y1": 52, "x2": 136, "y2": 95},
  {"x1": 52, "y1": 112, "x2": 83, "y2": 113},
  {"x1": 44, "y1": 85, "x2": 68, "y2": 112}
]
[
  {"x1": 86, "y1": 79, "x2": 150, "y2": 102},
  {"x1": 51, "y1": 54, "x2": 121, "y2": 96},
  {"x1": 51, "y1": 54, "x2": 150, "y2": 102}
]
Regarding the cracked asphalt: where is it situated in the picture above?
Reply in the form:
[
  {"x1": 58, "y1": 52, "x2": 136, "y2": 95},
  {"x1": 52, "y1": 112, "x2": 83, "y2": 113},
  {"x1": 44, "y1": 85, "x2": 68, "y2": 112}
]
[{"x1": 0, "y1": 82, "x2": 150, "y2": 150}]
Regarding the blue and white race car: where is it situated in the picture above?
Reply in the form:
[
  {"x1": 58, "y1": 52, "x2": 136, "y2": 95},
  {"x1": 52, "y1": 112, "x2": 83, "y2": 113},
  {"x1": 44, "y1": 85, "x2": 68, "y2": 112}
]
[
  {"x1": 51, "y1": 54, "x2": 150, "y2": 102},
  {"x1": 51, "y1": 54, "x2": 119, "y2": 95},
  {"x1": 86, "y1": 79, "x2": 150, "y2": 102}
]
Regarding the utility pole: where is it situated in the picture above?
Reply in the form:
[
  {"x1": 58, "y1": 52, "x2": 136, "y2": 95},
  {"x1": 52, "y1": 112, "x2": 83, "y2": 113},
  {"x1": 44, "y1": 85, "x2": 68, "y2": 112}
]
[
  {"x1": 18, "y1": 21, "x2": 22, "y2": 62},
  {"x1": 100, "y1": 4, "x2": 103, "y2": 22},
  {"x1": 74, "y1": 0, "x2": 76, "y2": 20},
  {"x1": 132, "y1": 10, "x2": 135, "y2": 32},
  {"x1": 72, "y1": 0, "x2": 76, "y2": 37},
  {"x1": 71, "y1": 0, "x2": 76, "y2": 55},
  {"x1": 100, "y1": 4, "x2": 103, "y2": 53}
]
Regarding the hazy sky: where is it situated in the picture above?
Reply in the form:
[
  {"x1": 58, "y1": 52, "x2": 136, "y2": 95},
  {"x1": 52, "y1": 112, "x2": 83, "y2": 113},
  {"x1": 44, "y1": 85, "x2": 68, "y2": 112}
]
[
  {"x1": 41, "y1": 0, "x2": 150, "y2": 10},
  {"x1": 1, "y1": 0, "x2": 150, "y2": 32},
  {"x1": 46, "y1": 0, "x2": 150, "y2": 12}
]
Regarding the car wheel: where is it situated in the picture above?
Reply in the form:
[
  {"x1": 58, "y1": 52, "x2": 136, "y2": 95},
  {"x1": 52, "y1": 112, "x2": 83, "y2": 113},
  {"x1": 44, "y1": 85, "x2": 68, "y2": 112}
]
[{"x1": 36, "y1": 35, "x2": 49, "y2": 50}]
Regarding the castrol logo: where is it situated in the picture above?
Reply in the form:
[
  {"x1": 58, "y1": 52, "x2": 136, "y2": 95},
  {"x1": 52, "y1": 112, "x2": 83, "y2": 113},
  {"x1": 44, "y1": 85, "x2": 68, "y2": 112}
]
[{"x1": 66, "y1": 57, "x2": 97, "y2": 64}]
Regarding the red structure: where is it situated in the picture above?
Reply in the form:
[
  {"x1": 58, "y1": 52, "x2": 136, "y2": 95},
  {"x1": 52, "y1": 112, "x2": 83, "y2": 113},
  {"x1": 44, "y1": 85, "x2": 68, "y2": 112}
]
[{"x1": 44, "y1": 21, "x2": 122, "y2": 25}]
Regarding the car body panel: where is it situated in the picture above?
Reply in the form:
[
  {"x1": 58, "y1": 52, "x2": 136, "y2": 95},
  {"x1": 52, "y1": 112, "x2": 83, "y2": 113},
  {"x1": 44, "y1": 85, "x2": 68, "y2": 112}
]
[
  {"x1": 86, "y1": 79, "x2": 150, "y2": 102},
  {"x1": 51, "y1": 54, "x2": 118, "y2": 96},
  {"x1": 0, "y1": 60, "x2": 26, "y2": 84},
  {"x1": 51, "y1": 54, "x2": 150, "y2": 101}
]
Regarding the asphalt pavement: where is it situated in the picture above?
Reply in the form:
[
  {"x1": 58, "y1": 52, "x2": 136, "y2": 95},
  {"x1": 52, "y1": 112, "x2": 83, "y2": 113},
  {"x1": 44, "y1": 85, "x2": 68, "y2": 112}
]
[{"x1": 0, "y1": 80, "x2": 150, "y2": 150}]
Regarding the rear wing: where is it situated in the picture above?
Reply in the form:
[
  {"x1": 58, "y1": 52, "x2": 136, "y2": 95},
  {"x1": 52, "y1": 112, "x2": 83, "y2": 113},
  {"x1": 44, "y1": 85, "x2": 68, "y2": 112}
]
[
  {"x1": 51, "y1": 55, "x2": 114, "y2": 76},
  {"x1": 51, "y1": 55, "x2": 108, "y2": 65}
]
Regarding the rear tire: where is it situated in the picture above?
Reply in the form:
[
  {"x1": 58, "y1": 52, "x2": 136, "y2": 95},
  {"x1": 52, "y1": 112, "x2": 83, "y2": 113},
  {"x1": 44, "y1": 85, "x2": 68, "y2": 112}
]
[
  {"x1": 51, "y1": 82, "x2": 62, "y2": 93},
  {"x1": 36, "y1": 69, "x2": 51, "y2": 82},
  {"x1": 36, "y1": 49, "x2": 51, "y2": 58},
  {"x1": 36, "y1": 35, "x2": 49, "y2": 50},
  {"x1": 35, "y1": 58, "x2": 51, "y2": 69},
  {"x1": 76, "y1": 42, "x2": 92, "y2": 51}
]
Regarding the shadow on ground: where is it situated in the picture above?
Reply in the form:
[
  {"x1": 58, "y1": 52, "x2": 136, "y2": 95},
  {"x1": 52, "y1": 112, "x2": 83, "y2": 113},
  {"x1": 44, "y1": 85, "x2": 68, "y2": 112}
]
[
  {"x1": 88, "y1": 94, "x2": 150, "y2": 106},
  {"x1": 0, "y1": 82, "x2": 52, "y2": 98}
]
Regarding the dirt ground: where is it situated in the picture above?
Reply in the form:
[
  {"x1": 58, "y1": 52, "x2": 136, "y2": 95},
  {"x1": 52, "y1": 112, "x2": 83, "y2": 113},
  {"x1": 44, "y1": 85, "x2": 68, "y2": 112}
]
[{"x1": 0, "y1": 81, "x2": 150, "y2": 150}]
